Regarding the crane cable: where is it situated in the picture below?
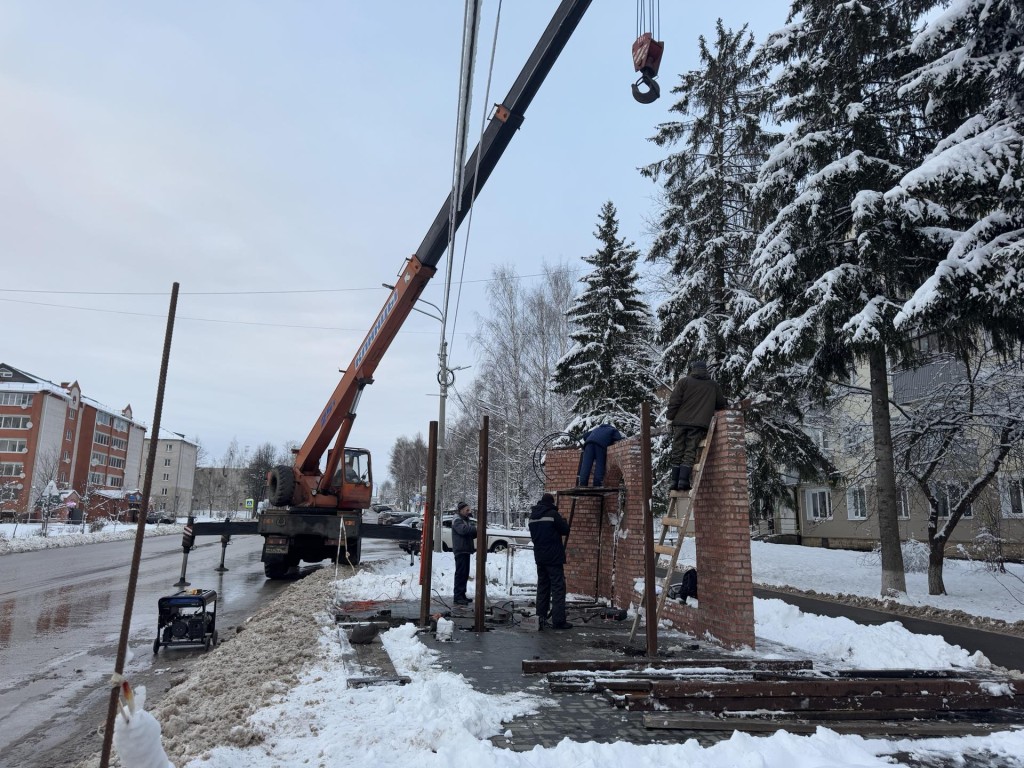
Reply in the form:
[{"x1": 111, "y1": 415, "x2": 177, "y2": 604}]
[
  {"x1": 443, "y1": 1, "x2": 503, "y2": 367},
  {"x1": 440, "y1": 0, "x2": 482, "y2": 373},
  {"x1": 636, "y1": 0, "x2": 660, "y2": 39}
]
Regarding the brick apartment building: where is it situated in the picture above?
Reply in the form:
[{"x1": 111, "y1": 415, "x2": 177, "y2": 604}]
[{"x1": 0, "y1": 362, "x2": 146, "y2": 520}]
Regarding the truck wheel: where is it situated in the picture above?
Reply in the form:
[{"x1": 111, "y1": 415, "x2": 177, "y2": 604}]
[
  {"x1": 267, "y1": 465, "x2": 296, "y2": 507},
  {"x1": 344, "y1": 537, "x2": 362, "y2": 565},
  {"x1": 153, "y1": 637, "x2": 160, "y2": 654},
  {"x1": 264, "y1": 561, "x2": 289, "y2": 579},
  {"x1": 489, "y1": 541, "x2": 508, "y2": 553}
]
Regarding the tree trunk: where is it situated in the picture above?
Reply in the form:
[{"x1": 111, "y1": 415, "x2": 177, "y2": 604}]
[
  {"x1": 927, "y1": 533, "x2": 947, "y2": 595},
  {"x1": 869, "y1": 343, "x2": 907, "y2": 596}
]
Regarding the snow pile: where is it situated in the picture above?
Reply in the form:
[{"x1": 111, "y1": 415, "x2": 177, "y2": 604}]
[{"x1": 0, "y1": 522, "x2": 181, "y2": 554}]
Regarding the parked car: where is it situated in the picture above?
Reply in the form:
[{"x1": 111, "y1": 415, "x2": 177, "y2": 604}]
[
  {"x1": 376, "y1": 507, "x2": 417, "y2": 526},
  {"x1": 396, "y1": 512, "x2": 531, "y2": 555}
]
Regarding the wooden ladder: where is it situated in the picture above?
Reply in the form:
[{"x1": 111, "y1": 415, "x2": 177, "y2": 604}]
[{"x1": 629, "y1": 420, "x2": 716, "y2": 644}]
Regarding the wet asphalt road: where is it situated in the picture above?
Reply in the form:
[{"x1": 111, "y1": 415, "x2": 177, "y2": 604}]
[{"x1": 0, "y1": 523, "x2": 397, "y2": 768}]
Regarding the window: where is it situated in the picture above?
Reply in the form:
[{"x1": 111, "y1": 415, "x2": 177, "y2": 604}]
[
  {"x1": 0, "y1": 416, "x2": 30, "y2": 429},
  {"x1": 0, "y1": 462, "x2": 25, "y2": 477},
  {"x1": 846, "y1": 487, "x2": 867, "y2": 520},
  {"x1": 112, "y1": 437, "x2": 128, "y2": 451},
  {"x1": 113, "y1": 417, "x2": 128, "y2": 432},
  {"x1": 897, "y1": 487, "x2": 910, "y2": 519},
  {"x1": 911, "y1": 333, "x2": 945, "y2": 355},
  {"x1": 164, "y1": 458, "x2": 171, "y2": 467},
  {"x1": 162, "y1": 473, "x2": 170, "y2": 481},
  {"x1": 108, "y1": 476, "x2": 123, "y2": 488},
  {"x1": 88, "y1": 471, "x2": 104, "y2": 485},
  {"x1": 805, "y1": 488, "x2": 832, "y2": 520},
  {"x1": 58, "y1": 472, "x2": 67, "y2": 484},
  {"x1": 91, "y1": 451, "x2": 107, "y2": 466},
  {"x1": 62, "y1": 451, "x2": 70, "y2": 462},
  {"x1": 66, "y1": 429, "x2": 73, "y2": 441},
  {"x1": 160, "y1": 487, "x2": 168, "y2": 495},
  {"x1": 67, "y1": 406, "x2": 76, "y2": 420},
  {"x1": 108, "y1": 457, "x2": 125, "y2": 469},
  {"x1": 932, "y1": 482, "x2": 973, "y2": 519},
  {"x1": 0, "y1": 393, "x2": 33, "y2": 406},
  {"x1": 0, "y1": 439, "x2": 27, "y2": 453},
  {"x1": 999, "y1": 475, "x2": 1024, "y2": 518},
  {"x1": 96, "y1": 412, "x2": 113, "y2": 427},
  {"x1": 165, "y1": 443, "x2": 173, "y2": 452},
  {"x1": 94, "y1": 433, "x2": 111, "y2": 446}
]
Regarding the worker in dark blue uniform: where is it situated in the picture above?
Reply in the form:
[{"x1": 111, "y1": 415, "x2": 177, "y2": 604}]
[
  {"x1": 528, "y1": 493, "x2": 572, "y2": 630},
  {"x1": 576, "y1": 424, "x2": 624, "y2": 487}
]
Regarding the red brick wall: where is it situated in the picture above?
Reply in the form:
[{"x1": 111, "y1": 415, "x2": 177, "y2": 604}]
[{"x1": 547, "y1": 410, "x2": 755, "y2": 650}]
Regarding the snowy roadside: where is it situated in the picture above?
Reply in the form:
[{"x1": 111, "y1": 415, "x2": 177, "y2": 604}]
[{"x1": 0, "y1": 520, "x2": 184, "y2": 555}]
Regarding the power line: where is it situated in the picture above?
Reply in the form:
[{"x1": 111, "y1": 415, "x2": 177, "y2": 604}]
[
  {"x1": 0, "y1": 270, "x2": 576, "y2": 298},
  {"x1": 0, "y1": 296, "x2": 456, "y2": 333}
]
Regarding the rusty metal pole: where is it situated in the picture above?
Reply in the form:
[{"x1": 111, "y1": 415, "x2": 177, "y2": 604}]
[
  {"x1": 99, "y1": 282, "x2": 179, "y2": 768},
  {"x1": 419, "y1": 421, "x2": 439, "y2": 627},
  {"x1": 640, "y1": 401, "x2": 658, "y2": 657},
  {"x1": 474, "y1": 415, "x2": 489, "y2": 631}
]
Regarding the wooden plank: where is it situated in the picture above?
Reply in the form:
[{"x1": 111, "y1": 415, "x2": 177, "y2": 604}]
[
  {"x1": 626, "y1": 691, "x2": 1021, "y2": 713},
  {"x1": 642, "y1": 713, "x2": 1013, "y2": 737},
  {"x1": 654, "y1": 544, "x2": 678, "y2": 557},
  {"x1": 649, "y1": 678, "x2": 985, "y2": 699},
  {"x1": 522, "y1": 658, "x2": 815, "y2": 674}
]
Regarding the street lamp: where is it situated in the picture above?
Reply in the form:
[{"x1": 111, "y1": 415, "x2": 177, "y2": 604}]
[
  {"x1": 172, "y1": 432, "x2": 186, "y2": 517},
  {"x1": 382, "y1": 283, "x2": 468, "y2": 551}
]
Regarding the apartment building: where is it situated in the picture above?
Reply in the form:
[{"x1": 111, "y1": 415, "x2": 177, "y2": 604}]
[
  {"x1": 784, "y1": 346, "x2": 1024, "y2": 560},
  {"x1": 141, "y1": 433, "x2": 198, "y2": 515},
  {"x1": 0, "y1": 362, "x2": 146, "y2": 518}
]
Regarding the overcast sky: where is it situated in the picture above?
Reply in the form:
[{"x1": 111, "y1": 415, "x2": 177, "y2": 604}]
[{"x1": 1, "y1": 1, "x2": 790, "y2": 484}]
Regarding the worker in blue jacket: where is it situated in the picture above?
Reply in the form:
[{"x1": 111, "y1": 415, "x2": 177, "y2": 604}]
[{"x1": 576, "y1": 424, "x2": 624, "y2": 487}]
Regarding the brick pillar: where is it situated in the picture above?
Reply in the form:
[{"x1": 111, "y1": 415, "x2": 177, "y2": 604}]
[{"x1": 544, "y1": 410, "x2": 755, "y2": 650}]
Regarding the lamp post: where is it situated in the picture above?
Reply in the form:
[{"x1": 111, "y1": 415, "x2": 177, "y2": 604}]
[
  {"x1": 172, "y1": 432, "x2": 186, "y2": 518},
  {"x1": 382, "y1": 284, "x2": 468, "y2": 552}
]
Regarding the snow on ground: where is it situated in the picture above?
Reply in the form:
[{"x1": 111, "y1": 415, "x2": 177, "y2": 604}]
[
  {"x1": 160, "y1": 552, "x2": 1024, "y2": 768},
  {"x1": 0, "y1": 519, "x2": 184, "y2": 554},
  {"x1": 19, "y1": 527, "x2": 1021, "y2": 766}
]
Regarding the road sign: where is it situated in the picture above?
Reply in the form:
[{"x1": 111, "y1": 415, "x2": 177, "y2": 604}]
[{"x1": 244, "y1": 498, "x2": 254, "y2": 509}]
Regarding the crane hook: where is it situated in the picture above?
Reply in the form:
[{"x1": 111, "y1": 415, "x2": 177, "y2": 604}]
[
  {"x1": 631, "y1": 73, "x2": 660, "y2": 104},
  {"x1": 630, "y1": 32, "x2": 664, "y2": 105}
]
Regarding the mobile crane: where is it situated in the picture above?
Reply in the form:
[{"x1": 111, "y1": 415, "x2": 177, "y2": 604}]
[
  {"x1": 257, "y1": 0, "x2": 593, "y2": 578},
  {"x1": 255, "y1": 0, "x2": 662, "y2": 578}
]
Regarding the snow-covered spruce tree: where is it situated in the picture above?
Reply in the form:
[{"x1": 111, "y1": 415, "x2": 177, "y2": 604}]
[
  {"x1": 746, "y1": 0, "x2": 937, "y2": 597},
  {"x1": 879, "y1": 0, "x2": 1024, "y2": 593},
  {"x1": 643, "y1": 20, "x2": 834, "y2": 511},
  {"x1": 884, "y1": 0, "x2": 1024, "y2": 350},
  {"x1": 553, "y1": 201, "x2": 659, "y2": 439}
]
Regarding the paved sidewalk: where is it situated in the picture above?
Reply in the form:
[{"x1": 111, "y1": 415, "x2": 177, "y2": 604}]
[{"x1": 338, "y1": 593, "x2": 1024, "y2": 765}]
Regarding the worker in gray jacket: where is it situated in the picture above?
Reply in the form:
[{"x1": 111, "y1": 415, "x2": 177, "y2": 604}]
[
  {"x1": 451, "y1": 502, "x2": 477, "y2": 605},
  {"x1": 666, "y1": 360, "x2": 727, "y2": 491}
]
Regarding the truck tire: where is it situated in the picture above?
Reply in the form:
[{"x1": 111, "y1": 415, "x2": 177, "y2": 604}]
[
  {"x1": 264, "y1": 561, "x2": 289, "y2": 579},
  {"x1": 267, "y1": 465, "x2": 296, "y2": 507}
]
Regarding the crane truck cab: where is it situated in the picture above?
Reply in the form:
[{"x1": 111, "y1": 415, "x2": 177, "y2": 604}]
[{"x1": 259, "y1": 448, "x2": 372, "y2": 578}]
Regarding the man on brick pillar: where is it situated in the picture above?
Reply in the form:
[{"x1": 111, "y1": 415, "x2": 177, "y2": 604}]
[
  {"x1": 666, "y1": 360, "x2": 727, "y2": 491},
  {"x1": 576, "y1": 423, "x2": 624, "y2": 487},
  {"x1": 528, "y1": 492, "x2": 573, "y2": 630}
]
